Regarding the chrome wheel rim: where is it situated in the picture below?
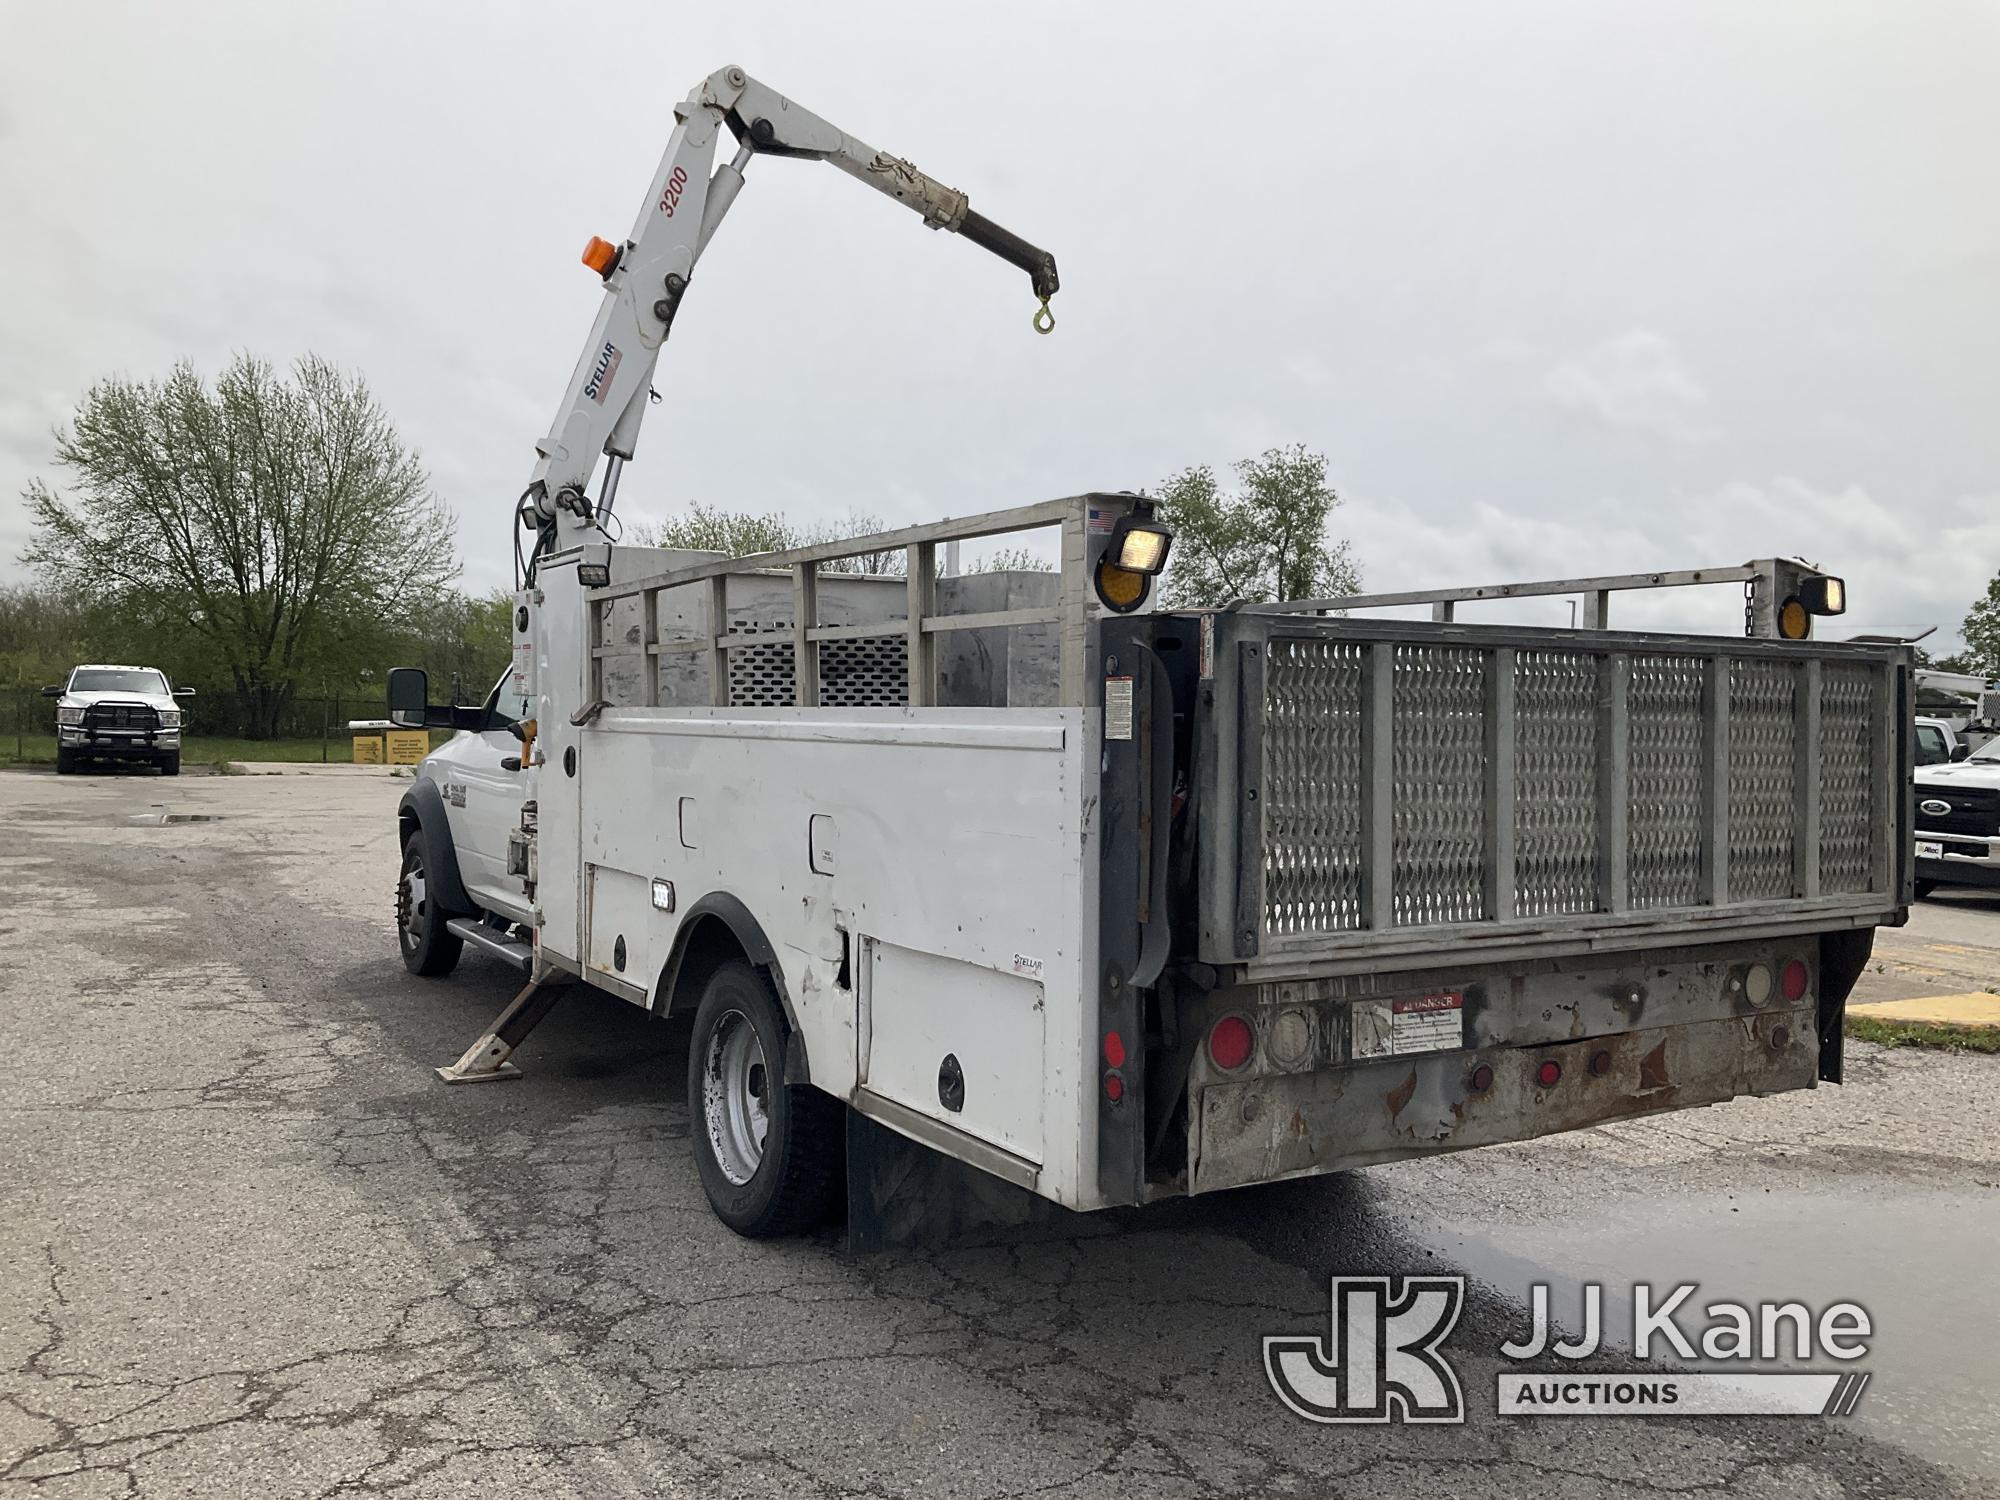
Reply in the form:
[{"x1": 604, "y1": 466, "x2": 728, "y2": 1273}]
[
  {"x1": 702, "y1": 1009, "x2": 770, "y2": 1186},
  {"x1": 399, "y1": 858, "x2": 428, "y2": 950}
]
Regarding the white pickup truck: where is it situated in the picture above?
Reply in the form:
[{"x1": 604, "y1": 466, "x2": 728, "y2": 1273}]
[
  {"x1": 44, "y1": 664, "x2": 193, "y2": 776},
  {"x1": 1913, "y1": 736, "x2": 2000, "y2": 897},
  {"x1": 383, "y1": 64, "x2": 1914, "y2": 1240}
]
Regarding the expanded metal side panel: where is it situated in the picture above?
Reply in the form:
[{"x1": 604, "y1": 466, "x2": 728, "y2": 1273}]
[
  {"x1": 1819, "y1": 661, "x2": 1877, "y2": 893},
  {"x1": 1627, "y1": 655, "x2": 1706, "y2": 909},
  {"x1": 1262, "y1": 639, "x2": 1364, "y2": 935},
  {"x1": 1512, "y1": 651, "x2": 1598, "y2": 917},
  {"x1": 725, "y1": 618, "x2": 909, "y2": 708},
  {"x1": 1392, "y1": 646, "x2": 1487, "y2": 926},
  {"x1": 1728, "y1": 658, "x2": 1797, "y2": 899}
]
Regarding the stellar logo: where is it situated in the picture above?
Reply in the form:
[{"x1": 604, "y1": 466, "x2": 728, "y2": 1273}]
[
  {"x1": 1264, "y1": 1277, "x2": 1465, "y2": 1424},
  {"x1": 583, "y1": 341, "x2": 623, "y2": 405}
]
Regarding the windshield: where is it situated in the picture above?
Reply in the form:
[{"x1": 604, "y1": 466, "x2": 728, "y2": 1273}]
[
  {"x1": 1969, "y1": 737, "x2": 2000, "y2": 763},
  {"x1": 70, "y1": 669, "x2": 168, "y2": 695}
]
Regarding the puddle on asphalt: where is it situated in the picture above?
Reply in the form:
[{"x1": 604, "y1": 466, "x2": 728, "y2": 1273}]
[{"x1": 1426, "y1": 1185, "x2": 2000, "y2": 1479}]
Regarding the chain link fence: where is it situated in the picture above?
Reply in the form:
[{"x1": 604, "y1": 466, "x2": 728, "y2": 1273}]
[{"x1": 3, "y1": 685, "x2": 395, "y2": 765}]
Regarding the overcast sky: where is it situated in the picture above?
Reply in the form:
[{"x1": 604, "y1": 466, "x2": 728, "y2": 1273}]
[{"x1": 2, "y1": 2, "x2": 1995, "y2": 645}]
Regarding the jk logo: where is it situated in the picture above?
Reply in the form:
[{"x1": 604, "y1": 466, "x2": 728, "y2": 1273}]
[{"x1": 1264, "y1": 1277, "x2": 1466, "y2": 1424}]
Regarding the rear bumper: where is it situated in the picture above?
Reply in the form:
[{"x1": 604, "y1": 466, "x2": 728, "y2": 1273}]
[{"x1": 1191, "y1": 1008, "x2": 1814, "y2": 1194}]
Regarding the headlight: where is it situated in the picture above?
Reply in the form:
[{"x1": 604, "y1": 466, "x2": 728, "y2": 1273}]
[
  {"x1": 158, "y1": 709, "x2": 181, "y2": 728},
  {"x1": 55, "y1": 706, "x2": 83, "y2": 725}
]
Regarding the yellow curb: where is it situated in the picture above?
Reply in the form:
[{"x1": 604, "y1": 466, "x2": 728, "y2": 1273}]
[{"x1": 1849, "y1": 993, "x2": 2000, "y2": 1029}]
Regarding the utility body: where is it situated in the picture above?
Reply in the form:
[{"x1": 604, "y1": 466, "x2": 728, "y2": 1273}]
[{"x1": 388, "y1": 65, "x2": 1913, "y2": 1236}]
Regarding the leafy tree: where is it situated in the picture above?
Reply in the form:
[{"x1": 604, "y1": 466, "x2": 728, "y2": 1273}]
[
  {"x1": 973, "y1": 546, "x2": 1054, "y2": 573},
  {"x1": 1957, "y1": 575, "x2": 2000, "y2": 678},
  {"x1": 19, "y1": 355, "x2": 458, "y2": 736},
  {"x1": 1156, "y1": 444, "x2": 1359, "y2": 608},
  {"x1": 632, "y1": 506, "x2": 908, "y2": 575}
]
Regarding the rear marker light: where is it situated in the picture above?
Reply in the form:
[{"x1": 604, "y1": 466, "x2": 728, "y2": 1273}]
[
  {"x1": 1589, "y1": 1050, "x2": 1612, "y2": 1077},
  {"x1": 1103, "y1": 1031, "x2": 1127, "y2": 1069},
  {"x1": 1208, "y1": 1015, "x2": 1254, "y2": 1073},
  {"x1": 1469, "y1": 1064, "x2": 1494, "y2": 1093},
  {"x1": 1103, "y1": 1070, "x2": 1125, "y2": 1103},
  {"x1": 1536, "y1": 1060, "x2": 1562, "y2": 1088},
  {"x1": 1780, "y1": 960, "x2": 1809, "y2": 1002}
]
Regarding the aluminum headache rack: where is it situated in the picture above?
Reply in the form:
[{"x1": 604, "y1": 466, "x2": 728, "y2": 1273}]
[{"x1": 1196, "y1": 614, "x2": 1914, "y2": 976}]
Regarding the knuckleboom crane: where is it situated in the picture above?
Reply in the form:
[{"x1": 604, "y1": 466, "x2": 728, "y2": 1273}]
[{"x1": 520, "y1": 64, "x2": 1061, "y2": 570}]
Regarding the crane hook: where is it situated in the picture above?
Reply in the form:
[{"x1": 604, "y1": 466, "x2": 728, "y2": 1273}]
[{"x1": 1033, "y1": 297, "x2": 1055, "y2": 335}]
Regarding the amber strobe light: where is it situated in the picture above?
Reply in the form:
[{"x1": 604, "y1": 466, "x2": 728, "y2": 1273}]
[{"x1": 581, "y1": 236, "x2": 619, "y2": 276}]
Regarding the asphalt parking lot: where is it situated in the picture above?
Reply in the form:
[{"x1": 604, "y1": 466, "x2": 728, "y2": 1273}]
[{"x1": 4, "y1": 770, "x2": 1998, "y2": 1498}]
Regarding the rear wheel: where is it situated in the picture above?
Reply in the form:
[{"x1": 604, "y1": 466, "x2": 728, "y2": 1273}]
[
  {"x1": 688, "y1": 959, "x2": 841, "y2": 1237},
  {"x1": 397, "y1": 831, "x2": 462, "y2": 976},
  {"x1": 1914, "y1": 878, "x2": 1938, "y2": 900}
]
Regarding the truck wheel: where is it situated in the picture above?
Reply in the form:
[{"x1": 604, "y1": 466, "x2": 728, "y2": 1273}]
[
  {"x1": 689, "y1": 960, "x2": 841, "y2": 1237},
  {"x1": 397, "y1": 831, "x2": 463, "y2": 977},
  {"x1": 54, "y1": 749, "x2": 76, "y2": 775},
  {"x1": 1914, "y1": 879, "x2": 1937, "y2": 900},
  {"x1": 160, "y1": 751, "x2": 181, "y2": 776}
]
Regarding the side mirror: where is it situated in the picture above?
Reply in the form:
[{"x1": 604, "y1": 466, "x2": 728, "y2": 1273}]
[
  {"x1": 174, "y1": 687, "x2": 196, "y2": 698},
  {"x1": 1950, "y1": 743, "x2": 1972, "y2": 762},
  {"x1": 40, "y1": 685, "x2": 62, "y2": 697},
  {"x1": 387, "y1": 667, "x2": 430, "y2": 729}
]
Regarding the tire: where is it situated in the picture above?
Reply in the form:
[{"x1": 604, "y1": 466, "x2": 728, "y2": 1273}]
[
  {"x1": 160, "y1": 751, "x2": 180, "y2": 776},
  {"x1": 688, "y1": 959, "x2": 841, "y2": 1237},
  {"x1": 1914, "y1": 879, "x2": 1938, "y2": 900},
  {"x1": 54, "y1": 748, "x2": 76, "y2": 775},
  {"x1": 397, "y1": 830, "x2": 463, "y2": 977}
]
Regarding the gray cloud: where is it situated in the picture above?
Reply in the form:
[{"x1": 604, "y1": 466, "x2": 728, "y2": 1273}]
[{"x1": 1, "y1": 0, "x2": 1994, "y2": 655}]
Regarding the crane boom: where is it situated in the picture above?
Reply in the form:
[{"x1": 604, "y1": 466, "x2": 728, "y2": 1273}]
[{"x1": 525, "y1": 64, "x2": 1061, "y2": 554}]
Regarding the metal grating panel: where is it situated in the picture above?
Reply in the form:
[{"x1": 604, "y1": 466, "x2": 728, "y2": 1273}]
[
  {"x1": 1392, "y1": 646, "x2": 1488, "y2": 926},
  {"x1": 1261, "y1": 639, "x2": 1365, "y2": 935},
  {"x1": 1513, "y1": 651, "x2": 1599, "y2": 917},
  {"x1": 1728, "y1": 658, "x2": 1797, "y2": 898},
  {"x1": 1627, "y1": 654, "x2": 1705, "y2": 909},
  {"x1": 726, "y1": 619, "x2": 909, "y2": 708},
  {"x1": 1819, "y1": 662, "x2": 1877, "y2": 892}
]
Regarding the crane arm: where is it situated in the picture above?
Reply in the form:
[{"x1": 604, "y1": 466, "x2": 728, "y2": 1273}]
[{"x1": 527, "y1": 64, "x2": 1060, "y2": 543}]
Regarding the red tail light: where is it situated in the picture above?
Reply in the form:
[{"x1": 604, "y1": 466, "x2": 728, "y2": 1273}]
[
  {"x1": 1536, "y1": 1059, "x2": 1562, "y2": 1088},
  {"x1": 1103, "y1": 1069, "x2": 1125, "y2": 1103},
  {"x1": 1103, "y1": 1031, "x2": 1127, "y2": 1068},
  {"x1": 1780, "y1": 960, "x2": 1809, "y2": 1002},
  {"x1": 1208, "y1": 1015, "x2": 1254, "y2": 1072}
]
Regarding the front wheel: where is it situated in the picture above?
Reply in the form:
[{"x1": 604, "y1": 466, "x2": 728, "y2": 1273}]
[
  {"x1": 54, "y1": 748, "x2": 77, "y2": 775},
  {"x1": 397, "y1": 831, "x2": 463, "y2": 977},
  {"x1": 1914, "y1": 878, "x2": 1938, "y2": 900},
  {"x1": 160, "y1": 751, "x2": 180, "y2": 776},
  {"x1": 688, "y1": 960, "x2": 841, "y2": 1237}
]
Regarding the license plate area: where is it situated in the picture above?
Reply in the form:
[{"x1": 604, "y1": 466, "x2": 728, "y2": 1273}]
[
  {"x1": 1352, "y1": 990, "x2": 1465, "y2": 1058},
  {"x1": 1916, "y1": 840, "x2": 1945, "y2": 860}
]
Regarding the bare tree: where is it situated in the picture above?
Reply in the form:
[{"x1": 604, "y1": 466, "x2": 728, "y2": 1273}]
[{"x1": 20, "y1": 355, "x2": 458, "y2": 736}]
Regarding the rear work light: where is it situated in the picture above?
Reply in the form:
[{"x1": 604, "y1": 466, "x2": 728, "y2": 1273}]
[{"x1": 1208, "y1": 1014, "x2": 1254, "y2": 1073}]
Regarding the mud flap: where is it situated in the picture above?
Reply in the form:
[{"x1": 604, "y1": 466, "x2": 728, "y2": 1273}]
[
  {"x1": 1817, "y1": 927, "x2": 1876, "y2": 1084},
  {"x1": 842, "y1": 1110, "x2": 1076, "y2": 1254}
]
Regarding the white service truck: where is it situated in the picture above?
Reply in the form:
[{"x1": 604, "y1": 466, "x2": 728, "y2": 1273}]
[{"x1": 386, "y1": 65, "x2": 1915, "y2": 1238}]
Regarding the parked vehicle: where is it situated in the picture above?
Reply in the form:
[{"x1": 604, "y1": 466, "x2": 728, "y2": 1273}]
[
  {"x1": 42, "y1": 665, "x2": 193, "y2": 775},
  {"x1": 384, "y1": 63, "x2": 1912, "y2": 1239},
  {"x1": 1916, "y1": 715, "x2": 1971, "y2": 767},
  {"x1": 1913, "y1": 736, "x2": 2000, "y2": 897}
]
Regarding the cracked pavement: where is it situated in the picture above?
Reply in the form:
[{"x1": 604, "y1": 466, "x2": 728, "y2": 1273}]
[{"x1": 2, "y1": 771, "x2": 1995, "y2": 1497}]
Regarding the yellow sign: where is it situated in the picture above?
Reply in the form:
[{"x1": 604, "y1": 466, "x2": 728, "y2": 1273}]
[
  {"x1": 386, "y1": 730, "x2": 428, "y2": 765},
  {"x1": 351, "y1": 734, "x2": 385, "y2": 764}
]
